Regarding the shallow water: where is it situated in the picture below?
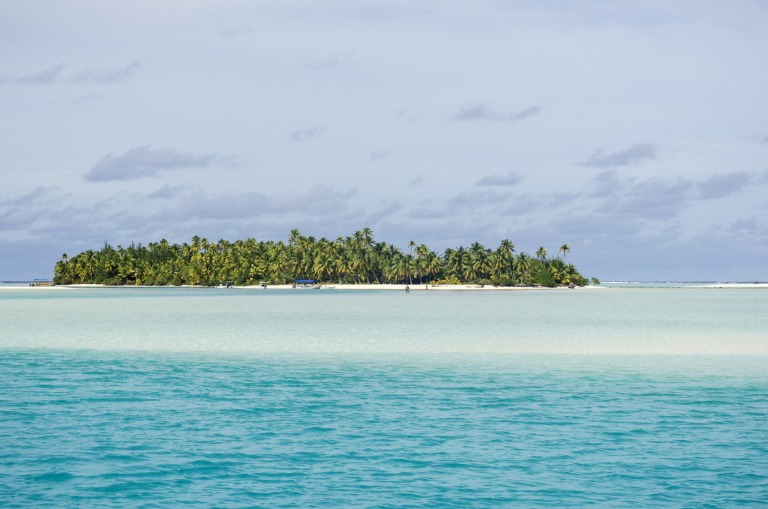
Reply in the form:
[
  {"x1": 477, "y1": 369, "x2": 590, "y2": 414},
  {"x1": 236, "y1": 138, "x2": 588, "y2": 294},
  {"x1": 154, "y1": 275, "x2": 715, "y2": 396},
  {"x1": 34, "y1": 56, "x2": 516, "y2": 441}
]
[
  {"x1": 1, "y1": 288, "x2": 767, "y2": 507},
  {"x1": 2, "y1": 286, "x2": 767, "y2": 354}
]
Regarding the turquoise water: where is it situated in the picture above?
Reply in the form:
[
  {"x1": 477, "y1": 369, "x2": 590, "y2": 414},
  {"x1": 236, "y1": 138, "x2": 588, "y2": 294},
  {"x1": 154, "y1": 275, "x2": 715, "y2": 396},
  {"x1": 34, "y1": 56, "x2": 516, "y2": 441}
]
[{"x1": 1, "y1": 288, "x2": 767, "y2": 507}]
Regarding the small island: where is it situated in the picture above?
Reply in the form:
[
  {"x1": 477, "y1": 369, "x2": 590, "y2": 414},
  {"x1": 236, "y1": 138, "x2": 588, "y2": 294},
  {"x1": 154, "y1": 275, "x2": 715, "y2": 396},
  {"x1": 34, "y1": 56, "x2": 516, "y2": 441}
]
[{"x1": 53, "y1": 228, "x2": 593, "y2": 288}]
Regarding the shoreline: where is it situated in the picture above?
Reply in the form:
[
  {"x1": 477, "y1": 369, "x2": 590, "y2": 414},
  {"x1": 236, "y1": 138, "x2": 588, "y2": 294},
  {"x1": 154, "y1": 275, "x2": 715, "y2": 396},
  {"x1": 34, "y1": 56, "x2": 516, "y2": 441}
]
[
  {"x1": 3, "y1": 282, "x2": 768, "y2": 291},
  {"x1": 0, "y1": 283, "x2": 602, "y2": 291}
]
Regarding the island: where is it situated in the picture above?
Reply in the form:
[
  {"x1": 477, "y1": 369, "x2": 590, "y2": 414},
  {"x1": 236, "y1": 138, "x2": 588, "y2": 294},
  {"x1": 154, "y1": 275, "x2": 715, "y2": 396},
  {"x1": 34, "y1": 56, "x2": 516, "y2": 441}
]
[{"x1": 53, "y1": 228, "x2": 593, "y2": 288}]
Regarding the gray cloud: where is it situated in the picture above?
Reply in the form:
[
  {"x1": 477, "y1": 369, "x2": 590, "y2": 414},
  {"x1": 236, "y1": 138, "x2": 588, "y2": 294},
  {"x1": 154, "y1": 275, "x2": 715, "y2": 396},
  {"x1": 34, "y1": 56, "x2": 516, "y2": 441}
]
[
  {"x1": 599, "y1": 177, "x2": 693, "y2": 220},
  {"x1": 409, "y1": 175, "x2": 424, "y2": 187},
  {"x1": 163, "y1": 186, "x2": 358, "y2": 221},
  {"x1": 363, "y1": 202, "x2": 402, "y2": 224},
  {"x1": 0, "y1": 187, "x2": 63, "y2": 230},
  {"x1": 446, "y1": 190, "x2": 509, "y2": 210},
  {"x1": 369, "y1": 150, "x2": 390, "y2": 162},
  {"x1": 290, "y1": 127, "x2": 324, "y2": 142},
  {"x1": 308, "y1": 49, "x2": 358, "y2": 71},
  {"x1": 71, "y1": 61, "x2": 141, "y2": 84},
  {"x1": 3, "y1": 62, "x2": 140, "y2": 87},
  {"x1": 147, "y1": 185, "x2": 186, "y2": 200},
  {"x1": 588, "y1": 170, "x2": 624, "y2": 198},
  {"x1": 580, "y1": 143, "x2": 658, "y2": 168},
  {"x1": 696, "y1": 171, "x2": 751, "y2": 200},
  {"x1": 451, "y1": 103, "x2": 542, "y2": 122},
  {"x1": 496, "y1": 194, "x2": 542, "y2": 215},
  {"x1": 14, "y1": 64, "x2": 64, "y2": 85},
  {"x1": 84, "y1": 146, "x2": 223, "y2": 182},
  {"x1": 0, "y1": 186, "x2": 60, "y2": 208},
  {"x1": 409, "y1": 202, "x2": 450, "y2": 220},
  {"x1": 476, "y1": 171, "x2": 521, "y2": 186}
]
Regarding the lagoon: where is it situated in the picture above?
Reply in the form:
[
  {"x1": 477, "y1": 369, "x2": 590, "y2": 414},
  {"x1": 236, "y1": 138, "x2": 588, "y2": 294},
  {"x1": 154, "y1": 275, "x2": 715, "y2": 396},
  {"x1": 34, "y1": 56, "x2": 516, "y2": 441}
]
[{"x1": 1, "y1": 287, "x2": 767, "y2": 507}]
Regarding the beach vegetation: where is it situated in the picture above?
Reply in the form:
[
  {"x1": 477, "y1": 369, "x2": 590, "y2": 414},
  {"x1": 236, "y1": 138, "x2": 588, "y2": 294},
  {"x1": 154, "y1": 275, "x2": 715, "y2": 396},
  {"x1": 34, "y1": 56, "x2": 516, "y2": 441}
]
[{"x1": 53, "y1": 229, "x2": 591, "y2": 287}]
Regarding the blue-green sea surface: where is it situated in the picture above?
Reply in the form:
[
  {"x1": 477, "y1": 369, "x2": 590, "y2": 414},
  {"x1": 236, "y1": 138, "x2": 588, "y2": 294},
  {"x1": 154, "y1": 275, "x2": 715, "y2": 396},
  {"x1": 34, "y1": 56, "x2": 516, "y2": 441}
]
[{"x1": 1, "y1": 287, "x2": 767, "y2": 507}]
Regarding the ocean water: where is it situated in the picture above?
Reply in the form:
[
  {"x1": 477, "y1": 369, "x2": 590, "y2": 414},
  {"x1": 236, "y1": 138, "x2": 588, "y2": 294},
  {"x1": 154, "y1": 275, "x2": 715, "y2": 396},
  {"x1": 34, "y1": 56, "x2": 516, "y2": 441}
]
[{"x1": 1, "y1": 287, "x2": 767, "y2": 507}]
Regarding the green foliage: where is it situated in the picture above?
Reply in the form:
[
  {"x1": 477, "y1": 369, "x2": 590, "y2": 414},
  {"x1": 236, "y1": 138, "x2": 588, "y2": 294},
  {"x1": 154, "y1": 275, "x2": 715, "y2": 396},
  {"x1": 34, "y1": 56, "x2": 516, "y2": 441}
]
[
  {"x1": 494, "y1": 276, "x2": 516, "y2": 287},
  {"x1": 432, "y1": 275, "x2": 462, "y2": 285},
  {"x1": 53, "y1": 230, "x2": 589, "y2": 288},
  {"x1": 591, "y1": 277, "x2": 601, "y2": 286},
  {"x1": 532, "y1": 266, "x2": 557, "y2": 287}
]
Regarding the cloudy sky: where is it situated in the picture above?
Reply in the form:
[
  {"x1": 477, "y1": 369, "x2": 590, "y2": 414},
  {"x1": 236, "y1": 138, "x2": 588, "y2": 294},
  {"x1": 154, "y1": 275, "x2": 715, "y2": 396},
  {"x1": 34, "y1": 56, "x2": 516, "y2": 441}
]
[{"x1": 2, "y1": 1, "x2": 767, "y2": 281}]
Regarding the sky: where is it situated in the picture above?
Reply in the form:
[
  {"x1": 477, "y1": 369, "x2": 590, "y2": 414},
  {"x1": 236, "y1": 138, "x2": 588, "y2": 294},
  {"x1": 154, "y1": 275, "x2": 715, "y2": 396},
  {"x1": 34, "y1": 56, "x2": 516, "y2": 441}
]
[{"x1": 1, "y1": 1, "x2": 767, "y2": 282}]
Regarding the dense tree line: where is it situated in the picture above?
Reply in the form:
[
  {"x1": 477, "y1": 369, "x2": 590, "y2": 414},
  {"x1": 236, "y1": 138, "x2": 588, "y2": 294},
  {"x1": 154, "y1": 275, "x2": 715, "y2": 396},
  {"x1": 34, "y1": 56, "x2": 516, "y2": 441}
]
[{"x1": 53, "y1": 228, "x2": 590, "y2": 287}]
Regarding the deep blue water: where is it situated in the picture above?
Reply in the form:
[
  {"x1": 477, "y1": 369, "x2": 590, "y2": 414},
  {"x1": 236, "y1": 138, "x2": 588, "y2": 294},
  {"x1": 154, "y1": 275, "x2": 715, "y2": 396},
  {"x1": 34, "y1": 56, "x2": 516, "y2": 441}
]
[{"x1": 2, "y1": 350, "x2": 767, "y2": 508}]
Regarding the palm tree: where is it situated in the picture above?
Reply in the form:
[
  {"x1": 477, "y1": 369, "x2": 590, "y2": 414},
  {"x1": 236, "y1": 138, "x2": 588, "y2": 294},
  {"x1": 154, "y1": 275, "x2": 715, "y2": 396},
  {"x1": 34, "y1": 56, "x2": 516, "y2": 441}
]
[
  {"x1": 495, "y1": 239, "x2": 515, "y2": 280},
  {"x1": 515, "y1": 253, "x2": 532, "y2": 284},
  {"x1": 288, "y1": 228, "x2": 302, "y2": 247},
  {"x1": 559, "y1": 244, "x2": 570, "y2": 260},
  {"x1": 535, "y1": 246, "x2": 548, "y2": 261}
]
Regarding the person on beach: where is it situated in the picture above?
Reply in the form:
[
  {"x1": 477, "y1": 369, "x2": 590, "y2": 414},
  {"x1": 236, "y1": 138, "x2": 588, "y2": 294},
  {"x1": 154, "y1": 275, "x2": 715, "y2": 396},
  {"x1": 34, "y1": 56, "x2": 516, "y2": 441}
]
[{"x1": 405, "y1": 285, "x2": 410, "y2": 293}]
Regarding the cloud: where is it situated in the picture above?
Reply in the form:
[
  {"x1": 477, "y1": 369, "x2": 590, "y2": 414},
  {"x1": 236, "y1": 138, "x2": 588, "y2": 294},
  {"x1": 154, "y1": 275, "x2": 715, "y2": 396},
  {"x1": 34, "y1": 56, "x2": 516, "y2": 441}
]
[
  {"x1": 446, "y1": 190, "x2": 509, "y2": 210},
  {"x1": 162, "y1": 186, "x2": 358, "y2": 221},
  {"x1": 84, "y1": 146, "x2": 224, "y2": 182},
  {"x1": 451, "y1": 103, "x2": 542, "y2": 122},
  {"x1": 580, "y1": 143, "x2": 658, "y2": 168},
  {"x1": 588, "y1": 170, "x2": 624, "y2": 198},
  {"x1": 409, "y1": 201, "x2": 450, "y2": 219},
  {"x1": 147, "y1": 185, "x2": 185, "y2": 200},
  {"x1": 0, "y1": 186, "x2": 60, "y2": 208},
  {"x1": 71, "y1": 61, "x2": 141, "y2": 84},
  {"x1": 4, "y1": 62, "x2": 140, "y2": 86},
  {"x1": 14, "y1": 64, "x2": 64, "y2": 85},
  {"x1": 476, "y1": 171, "x2": 521, "y2": 186},
  {"x1": 747, "y1": 134, "x2": 768, "y2": 143},
  {"x1": 308, "y1": 49, "x2": 358, "y2": 71},
  {"x1": 290, "y1": 127, "x2": 324, "y2": 142},
  {"x1": 363, "y1": 202, "x2": 402, "y2": 224},
  {"x1": 696, "y1": 171, "x2": 751, "y2": 200},
  {"x1": 0, "y1": 187, "x2": 64, "y2": 231},
  {"x1": 409, "y1": 175, "x2": 424, "y2": 187},
  {"x1": 598, "y1": 177, "x2": 693, "y2": 220},
  {"x1": 369, "y1": 149, "x2": 390, "y2": 161}
]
